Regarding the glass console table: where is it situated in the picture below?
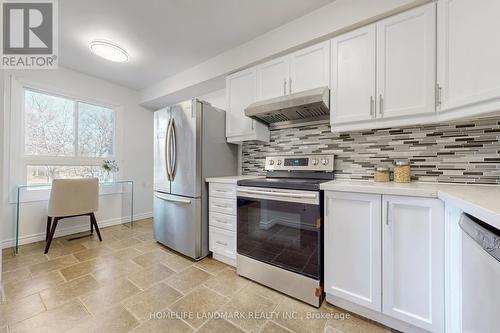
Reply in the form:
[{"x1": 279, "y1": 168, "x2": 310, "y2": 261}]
[{"x1": 14, "y1": 180, "x2": 134, "y2": 254}]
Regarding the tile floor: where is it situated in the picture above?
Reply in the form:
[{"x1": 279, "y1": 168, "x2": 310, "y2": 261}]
[{"x1": 1, "y1": 219, "x2": 394, "y2": 333}]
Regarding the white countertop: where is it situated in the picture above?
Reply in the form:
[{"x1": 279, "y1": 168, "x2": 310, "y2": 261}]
[
  {"x1": 320, "y1": 180, "x2": 500, "y2": 230},
  {"x1": 205, "y1": 175, "x2": 264, "y2": 184}
]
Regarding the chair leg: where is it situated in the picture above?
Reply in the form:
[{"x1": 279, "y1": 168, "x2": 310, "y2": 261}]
[
  {"x1": 90, "y1": 215, "x2": 94, "y2": 234},
  {"x1": 46, "y1": 216, "x2": 52, "y2": 241},
  {"x1": 44, "y1": 217, "x2": 59, "y2": 254},
  {"x1": 90, "y1": 213, "x2": 102, "y2": 241}
]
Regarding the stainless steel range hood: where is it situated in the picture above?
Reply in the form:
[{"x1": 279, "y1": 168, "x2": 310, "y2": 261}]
[{"x1": 245, "y1": 86, "x2": 330, "y2": 128}]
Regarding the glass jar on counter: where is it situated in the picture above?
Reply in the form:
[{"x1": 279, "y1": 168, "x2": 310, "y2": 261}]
[
  {"x1": 374, "y1": 166, "x2": 390, "y2": 182},
  {"x1": 394, "y1": 160, "x2": 411, "y2": 183}
]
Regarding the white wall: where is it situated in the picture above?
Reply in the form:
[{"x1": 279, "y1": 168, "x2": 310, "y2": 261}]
[
  {"x1": 198, "y1": 89, "x2": 226, "y2": 110},
  {"x1": 0, "y1": 69, "x2": 5, "y2": 278},
  {"x1": 1, "y1": 67, "x2": 153, "y2": 249},
  {"x1": 140, "y1": 0, "x2": 430, "y2": 108}
]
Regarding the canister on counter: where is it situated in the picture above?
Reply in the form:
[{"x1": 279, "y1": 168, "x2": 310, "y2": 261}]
[
  {"x1": 374, "y1": 166, "x2": 390, "y2": 182},
  {"x1": 394, "y1": 160, "x2": 411, "y2": 183}
]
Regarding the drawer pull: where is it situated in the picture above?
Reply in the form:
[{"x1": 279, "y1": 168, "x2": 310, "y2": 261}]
[
  {"x1": 216, "y1": 241, "x2": 228, "y2": 246},
  {"x1": 214, "y1": 219, "x2": 230, "y2": 225},
  {"x1": 214, "y1": 204, "x2": 228, "y2": 208}
]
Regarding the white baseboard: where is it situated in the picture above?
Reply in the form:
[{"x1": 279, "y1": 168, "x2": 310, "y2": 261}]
[
  {"x1": 1, "y1": 212, "x2": 152, "y2": 249},
  {"x1": 325, "y1": 294, "x2": 430, "y2": 333}
]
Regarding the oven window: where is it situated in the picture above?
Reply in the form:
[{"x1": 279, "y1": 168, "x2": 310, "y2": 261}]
[{"x1": 237, "y1": 197, "x2": 322, "y2": 279}]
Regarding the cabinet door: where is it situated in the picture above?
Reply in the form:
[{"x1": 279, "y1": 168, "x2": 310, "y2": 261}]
[
  {"x1": 226, "y1": 68, "x2": 256, "y2": 137},
  {"x1": 382, "y1": 195, "x2": 444, "y2": 333},
  {"x1": 437, "y1": 0, "x2": 500, "y2": 113},
  {"x1": 324, "y1": 191, "x2": 382, "y2": 311},
  {"x1": 289, "y1": 41, "x2": 330, "y2": 94},
  {"x1": 256, "y1": 56, "x2": 289, "y2": 100},
  {"x1": 376, "y1": 3, "x2": 436, "y2": 118},
  {"x1": 330, "y1": 25, "x2": 376, "y2": 124}
]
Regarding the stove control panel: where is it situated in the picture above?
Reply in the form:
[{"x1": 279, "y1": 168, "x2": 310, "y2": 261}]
[{"x1": 265, "y1": 154, "x2": 334, "y2": 172}]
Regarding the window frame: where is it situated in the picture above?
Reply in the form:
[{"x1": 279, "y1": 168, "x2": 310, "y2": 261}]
[
  {"x1": 7, "y1": 76, "x2": 123, "y2": 203},
  {"x1": 23, "y1": 87, "x2": 117, "y2": 168}
]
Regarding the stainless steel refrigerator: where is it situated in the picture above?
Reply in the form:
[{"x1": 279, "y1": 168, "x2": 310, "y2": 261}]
[{"x1": 153, "y1": 99, "x2": 238, "y2": 259}]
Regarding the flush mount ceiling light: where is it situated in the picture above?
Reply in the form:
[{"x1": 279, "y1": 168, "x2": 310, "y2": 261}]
[{"x1": 89, "y1": 40, "x2": 129, "y2": 63}]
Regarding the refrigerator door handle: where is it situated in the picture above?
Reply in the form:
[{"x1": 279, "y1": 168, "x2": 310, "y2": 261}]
[
  {"x1": 154, "y1": 193, "x2": 191, "y2": 205},
  {"x1": 170, "y1": 119, "x2": 177, "y2": 180},
  {"x1": 166, "y1": 118, "x2": 173, "y2": 181}
]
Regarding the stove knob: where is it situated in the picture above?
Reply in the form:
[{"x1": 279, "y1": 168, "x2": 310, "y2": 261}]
[
  {"x1": 277, "y1": 160, "x2": 282, "y2": 165},
  {"x1": 311, "y1": 159, "x2": 319, "y2": 166},
  {"x1": 321, "y1": 158, "x2": 329, "y2": 166},
  {"x1": 269, "y1": 160, "x2": 275, "y2": 166}
]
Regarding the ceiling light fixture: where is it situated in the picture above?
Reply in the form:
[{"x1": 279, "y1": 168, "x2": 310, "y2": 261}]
[{"x1": 89, "y1": 39, "x2": 129, "y2": 63}]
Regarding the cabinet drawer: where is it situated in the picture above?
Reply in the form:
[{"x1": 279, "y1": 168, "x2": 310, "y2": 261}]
[
  {"x1": 209, "y1": 197, "x2": 236, "y2": 215},
  {"x1": 209, "y1": 227, "x2": 236, "y2": 259},
  {"x1": 209, "y1": 183, "x2": 236, "y2": 199},
  {"x1": 209, "y1": 211, "x2": 236, "y2": 231}
]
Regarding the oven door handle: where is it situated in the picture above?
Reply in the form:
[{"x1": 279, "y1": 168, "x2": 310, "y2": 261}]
[{"x1": 237, "y1": 189, "x2": 317, "y2": 199}]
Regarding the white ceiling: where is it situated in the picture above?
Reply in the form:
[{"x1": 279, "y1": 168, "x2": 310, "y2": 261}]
[{"x1": 59, "y1": 0, "x2": 335, "y2": 90}]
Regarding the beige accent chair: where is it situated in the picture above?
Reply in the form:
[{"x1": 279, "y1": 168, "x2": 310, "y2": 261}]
[{"x1": 45, "y1": 178, "x2": 101, "y2": 253}]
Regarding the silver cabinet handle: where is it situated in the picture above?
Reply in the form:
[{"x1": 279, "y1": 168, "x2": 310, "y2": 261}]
[
  {"x1": 283, "y1": 79, "x2": 287, "y2": 95},
  {"x1": 214, "y1": 204, "x2": 228, "y2": 208},
  {"x1": 379, "y1": 94, "x2": 383, "y2": 115},
  {"x1": 154, "y1": 193, "x2": 191, "y2": 204},
  {"x1": 386, "y1": 203, "x2": 392, "y2": 226},
  {"x1": 436, "y1": 83, "x2": 442, "y2": 108},
  {"x1": 213, "y1": 218, "x2": 230, "y2": 225},
  {"x1": 216, "y1": 241, "x2": 228, "y2": 246},
  {"x1": 289, "y1": 77, "x2": 292, "y2": 94},
  {"x1": 370, "y1": 96, "x2": 374, "y2": 116}
]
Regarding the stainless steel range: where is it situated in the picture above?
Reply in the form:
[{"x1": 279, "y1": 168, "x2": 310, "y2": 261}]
[{"x1": 236, "y1": 154, "x2": 334, "y2": 307}]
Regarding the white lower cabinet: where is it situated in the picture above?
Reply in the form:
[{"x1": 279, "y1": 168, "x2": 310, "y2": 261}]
[
  {"x1": 324, "y1": 191, "x2": 445, "y2": 333},
  {"x1": 208, "y1": 182, "x2": 237, "y2": 266},
  {"x1": 324, "y1": 191, "x2": 382, "y2": 311},
  {"x1": 382, "y1": 195, "x2": 444, "y2": 333}
]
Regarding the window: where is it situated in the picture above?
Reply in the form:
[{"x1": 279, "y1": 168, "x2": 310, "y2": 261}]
[{"x1": 23, "y1": 89, "x2": 116, "y2": 185}]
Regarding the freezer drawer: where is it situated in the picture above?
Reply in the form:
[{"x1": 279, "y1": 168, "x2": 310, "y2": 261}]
[{"x1": 153, "y1": 192, "x2": 207, "y2": 259}]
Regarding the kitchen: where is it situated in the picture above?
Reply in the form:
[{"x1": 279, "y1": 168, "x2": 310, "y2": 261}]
[{"x1": 1, "y1": 0, "x2": 499, "y2": 333}]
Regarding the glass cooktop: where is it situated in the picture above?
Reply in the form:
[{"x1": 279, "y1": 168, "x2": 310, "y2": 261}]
[{"x1": 237, "y1": 177, "x2": 330, "y2": 191}]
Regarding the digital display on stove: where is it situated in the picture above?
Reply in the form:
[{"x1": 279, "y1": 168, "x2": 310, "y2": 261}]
[{"x1": 284, "y1": 158, "x2": 308, "y2": 166}]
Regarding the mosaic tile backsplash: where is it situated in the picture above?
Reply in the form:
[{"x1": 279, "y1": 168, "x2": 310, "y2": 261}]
[{"x1": 241, "y1": 117, "x2": 500, "y2": 184}]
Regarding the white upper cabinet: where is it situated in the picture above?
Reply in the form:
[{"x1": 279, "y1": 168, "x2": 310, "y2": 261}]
[
  {"x1": 331, "y1": 25, "x2": 376, "y2": 124},
  {"x1": 377, "y1": 3, "x2": 436, "y2": 118},
  {"x1": 437, "y1": 0, "x2": 500, "y2": 114},
  {"x1": 324, "y1": 191, "x2": 382, "y2": 312},
  {"x1": 289, "y1": 41, "x2": 330, "y2": 93},
  {"x1": 382, "y1": 195, "x2": 444, "y2": 333},
  {"x1": 256, "y1": 41, "x2": 330, "y2": 101},
  {"x1": 330, "y1": 3, "x2": 437, "y2": 130},
  {"x1": 256, "y1": 55, "x2": 289, "y2": 100},
  {"x1": 226, "y1": 68, "x2": 269, "y2": 143}
]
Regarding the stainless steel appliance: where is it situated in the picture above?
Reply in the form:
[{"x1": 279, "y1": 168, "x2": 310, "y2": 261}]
[
  {"x1": 154, "y1": 99, "x2": 238, "y2": 259},
  {"x1": 236, "y1": 154, "x2": 334, "y2": 307},
  {"x1": 459, "y1": 213, "x2": 500, "y2": 332},
  {"x1": 244, "y1": 86, "x2": 329, "y2": 128}
]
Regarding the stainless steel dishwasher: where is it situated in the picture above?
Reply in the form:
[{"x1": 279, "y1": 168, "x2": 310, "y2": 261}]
[{"x1": 459, "y1": 213, "x2": 500, "y2": 333}]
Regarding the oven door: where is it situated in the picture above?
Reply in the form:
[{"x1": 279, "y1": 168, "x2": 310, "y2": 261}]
[{"x1": 236, "y1": 186, "x2": 322, "y2": 280}]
